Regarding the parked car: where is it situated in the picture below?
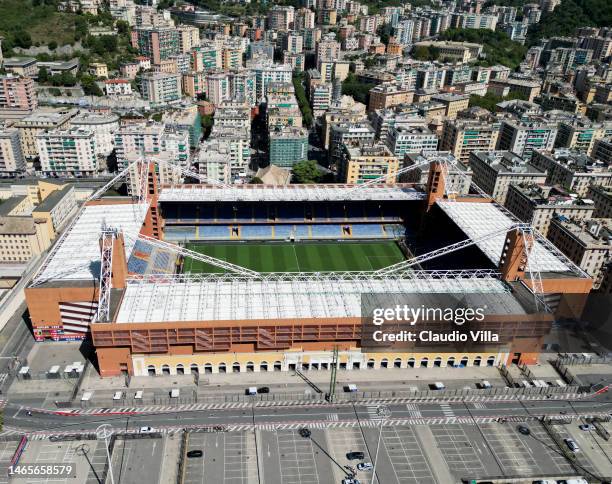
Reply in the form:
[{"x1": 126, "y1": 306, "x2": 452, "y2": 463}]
[
  {"x1": 140, "y1": 426, "x2": 154, "y2": 433},
  {"x1": 564, "y1": 438, "x2": 580, "y2": 452},
  {"x1": 357, "y1": 463, "x2": 373, "y2": 471},
  {"x1": 346, "y1": 451, "x2": 365, "y2": 460},
  {"x1": 517, "y1": 425, "x2": 530, "y2": 435},
  {"x1": 579, "y1": 424, "x2": 595, "y2": 431},
  {"x1": 187, "y1": 450, "x2": 203, "y2": 458},
  {"x1": 258, "y1": 387, "x2": 270, "y2": 394},
  {"x1": 342, "y1": 479, "x2": 361, "y2": 484},
  {"x1": 299, "y1": 428, "x2": 311, "y2": 438}
]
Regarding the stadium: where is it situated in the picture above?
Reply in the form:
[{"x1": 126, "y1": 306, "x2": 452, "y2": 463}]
[{"x1": 24, "y1": 160, "x2": 593, "y2": 377}]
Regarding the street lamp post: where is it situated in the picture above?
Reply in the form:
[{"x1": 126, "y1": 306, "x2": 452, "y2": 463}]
[
  {"x1": 96, "y1": 424, "x2": 115, "y2": 484},
  {"x1": 372, "y1": 405, "x2": 391, "y2": 484}
]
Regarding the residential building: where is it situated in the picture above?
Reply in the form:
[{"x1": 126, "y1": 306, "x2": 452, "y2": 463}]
[
  {"x1": 440, "y1": 118, "x2": 500, "y2": 163},
  {"x1": 488, "y1": 78, "x2": 541, "y2": 102},
  {"x1": 338, "y1": 143, "x2": 399, "y2": 184},
  {"x1": 587, "y1": 185, "x2": 612, "y2": 219},
  {"x1": 329, "y1": 122, "x2": 376, "y2": 163},
  {"x1": 368, "y1": 84, "x2": 415, "y2": 112},
  {"x1": 15, "y1": 109, "x2": 78, "y2": 159},
  {"x1": 0, "y1": 197, "x2": 52, "y2": 263},
  {"x1": 368, "y1": 107, "x2": 422, "y2": 141},
  {"x1": 133, "y1": 27, "x2": 180, "y2": 65},
  {"x1": 0, "y1": 127, "x2": 25, "y2": 176},
  {"x1": 531, "y1": 149, "x2": 612, "y2": 196},
  {"x1": 139, "y1": 72, "x2": 182, "y2": 104},
  {"x1": 555, "y1": 118, "x2": 610, "y2": 154},
  {"x1": 163, "y1": 107, "x2": 203, "y2": 149},
  {"x1": 267, "y1": 5, "x2": 295, "y2": 30},
  {"x1": 104, "y1": 79, "x2": 133, "y2": 96},
  {"x1": 177, "y1": 25, "x2": 200, "y2": 53},
  {"x1": 451, "y1": 12, "x2": 498, "y2": 30},
  {"x1": 37, "y1": 128, "x2": 98, "y2": 177},
  {"x1": 70, "y1": 112, "x2": 120, "y2": 157},
  {"x1": 548, "y1": 217, "x2": 611, "y2": 287},
  {"x1": 249, "y1": 60, "x2": 293, "y2": 101},
  {"x1": 88, "y1": 62, "x2": 108, "y2": 78},
  {"x1": 592, "y1": 138, "x2": 612, "y2": 164},
  {"x1": 0, "y1": 75, "x2": 37, "y2": 111},
  {"x1": 497, "y1": 118, "x2": 558, "y2": 160},
  {"x1": 386, "y1": 125, "x2": 438, "y2": 158},
  {"x1": 469, "y1": 151, "x2": 547, "y2": 204},
  {"x1": 504, "y1": 183, "x2": 595, "y2": 235},
  {"x1": 31, "y1": 185, "x2": 78, "y2": 239},
  {"x1": 403, "y1": 151, "x2": 473, "y2": 195},
  {"x1": 431, "y1": 93, "x2": 470, "y2": 120},
  {"x1": 413, "y1": 41, "x2": 483, "y2": 62},
  {"x1": 199, "y1": 130, "x2": 251, "y2": 184},
  {"x1": 269, "y1": 126, "x2": 308, "y2": 168}
]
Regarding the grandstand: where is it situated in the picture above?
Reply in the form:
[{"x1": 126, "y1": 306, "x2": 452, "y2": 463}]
[{"x1": 24, "y1": 159, "x2": 595, "y2": 377}]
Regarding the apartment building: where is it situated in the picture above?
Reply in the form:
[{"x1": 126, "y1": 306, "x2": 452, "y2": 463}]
[
  {"x1": 504, "y1": 183, "x2": 595, "y2": 235},
  {"x1": 488, "y1": 78, "x2": 542, "y2": 102},
  {"x1": 531, "y1": 149, "x2": 612, "y2": 196},
  {"x1": 70, "y1": 112, "x2": 120, "y2": 157},
  {"x1": 548, "y1": 218, "x2": 611, "y2": 287},
  {"x1": 588, "y1": 185, "x2": 612, "y2": 219},
  {"x1": 104, "y1": 79, "x2": 133, "y2": 97},
  {"x1": 0, "y1": 197, "x2": 51, "y2": 263},
  {"x1": 329, "y1": 122, "x2": 376, "y2": 164},
  {"x1": 497, "y1": 118, "x2": 558, "y2": 160},
  {"x1": 431, "y1": 93, "x2": 470, "y2": 120},
  {"x1": 555, "y1": 118, "x2": 610, "y2": 153},
  {"x1": 0, "y1": 75, "x2": 38, "y2": 111},
  {"x1": 31, "y1": 184, "x2": 78, "y2": 239},
  {"x1": 199, "y1": 131, "x2": 251, "y2": 184},
  {"x1": 413, "y1": 41, "x2": 483, "y2": 62},
  {"x1": 440, "y1": 118, "x2": 500, "y2": 163},
  {"x1": 0, "y1": 127, "x2": 25, "y2": 176},
  {"x1": 321, "y1": 101, "x2": 368, "y2": 150},
  {"x1": 133, "y1": 27, "x2": 180, "y2": 65},
  {"x1": 368, "y1": 107, "x2": 422, "y2": 141},
  {"x1": 403, "y1": 151, "x2": 473, "y2": 194},
  {"x1": 450, "y1": 12, "x2": 498, "y2": 30},
  {"x1": 177, "y1": 25, "x2": 200, "y2": 54},
  {"x1": 15, "y1": 109, "x2": 78, "y2": 159},
  {"x1": 591, "y1": 138, "x2": 612, "y2": 164},
  {"x1": 139, "y1": 72, "x2": 182, "y2": 104},
  {"x1": 267, "y1": 5, "x2": 295, "y2": 30},
  {"x1": 249, "y1": 60, "x2": 293, "y2": 101},
  {"x1": 338, "y1": 143, "x2": 399, "y2": 184},
  {"x1": 269, "y1": 126, "x2": 308, "y2": 168},
  {"x1": 368, "y1": 83, "x2": 415, "y2": 112},
  {"x1": 37, "y1": 128, "x2": 98, "y2": 177},
  {"x1": 469, "y1": 151, "x2": 547, "y2": 204},
  {"x1": 386, "y1": 125, "x2": 438, "y2": 158}
]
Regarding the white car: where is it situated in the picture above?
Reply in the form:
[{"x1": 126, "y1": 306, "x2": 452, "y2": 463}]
[
  {"x1": 357, "y1": 462, "x2": 373, "y2": 471},
  {"x1": 140, "y1": 426, "x2": 154, "y2": 433}
]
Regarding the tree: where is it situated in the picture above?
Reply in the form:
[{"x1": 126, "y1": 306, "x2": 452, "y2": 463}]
[
  {"x1": 292, "y1": 160, "x2": 322, "y2": 184},
  {"x1": 48, "y1": 41, "x2": 58, "y2": 50},
  {"x1": 38, "y1": 67, "x2": 49, "y2": 84},
  {"x1": 342, "y1": 73, "x2": 375, "y2": 105},
  {"x1": 13, "y1": 30, "x2": 32, "y2": 49},
  {"x1": 81, "y1": 74, "x2": 102, "y2": 96},
  {"x1": 292, "y1": 74, "x2": 313, "y2": 128}
]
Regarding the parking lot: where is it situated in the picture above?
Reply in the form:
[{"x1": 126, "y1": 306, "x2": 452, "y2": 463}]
[
  {"x1": 0, "y1": 440, "x2": 20, "y2": 484},
  {"x1": 109, "y1": 436, "x2": 165, "y2": 484},
  {"x1": 11, "y1": 439, "x2": 102, "y2": 484},
  {"x1": 183, "y1": 431, "x2": 259, "y2": 484}
]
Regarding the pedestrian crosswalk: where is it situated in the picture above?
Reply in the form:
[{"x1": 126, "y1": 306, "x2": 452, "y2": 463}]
[
  {"x1": 440, "y1": 403, "x2": 454, "y2": 417},
  {"x1": 406, "y1": 403, "x2": 422, "y2": 417},
  {"x1": 473, "y1": 402, "x2": 487, "y2": 409},
  {"x1": 327, "y1": 413, "x2": 339, "y2": 422}
]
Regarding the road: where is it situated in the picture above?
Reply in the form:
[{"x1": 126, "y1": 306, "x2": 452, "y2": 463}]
[{"x1": 5, "y1": 394, "x2": 612, "y2": 437}]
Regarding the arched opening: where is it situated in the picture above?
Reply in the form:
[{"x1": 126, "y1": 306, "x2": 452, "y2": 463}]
[
  {"x1": 352, "y1": 362, "x2": 360, "y2": 370},
  {"x1": 147, "y1": 365, "x2": 156, "y2": 376},
  {"x1": 232, "y1": 362, "x2": 240, "y2": 373},
  {"x1": 246, "y1": 362, "x2": 254, "y2": 372},
  {"x1": 447, "y1": 357, "x2": 455, "y2": 368},
  {"x1": 218, "y1": 363, "x2": 226, "y2": 373},
  {"x1": 321, "y1": 362, "x2": 329, "y2": 370},
  {"x1": 190, "y1": 364, "x2": 199, "y2": 375},
  {"x1": 434, "y1": 357, "x2": 442, "y2": 367},
  {"x1": 473, "y1": 356, "x2": 482, "y2": 367},
  {"x1": 339, "y1": 362, "x2": 347, "y2": 370},
  {"x1": 460, "y1": 356, "x2": 469, "y2": 367},
  {"x1": 393, "y1": 358, "x2": 402, "y2": 368},
  {"x1": 176, "y1": 364, "x2": 185, "y2": 375},
  {"x1": 380, "y1": 358, "x2": 388, "y2": 369},
  {"x1": 311, "y1": 363, "x2": 319, "y2": 370},
  {"x1": 407, "y1": 358, "x2": 415, "y2": 368},
  {"x1": 302, "y1": 363, "x2": 309, "y2": 371},
  {"x1": 420, "y1": 357, "x2": 428, "y2": 368},
  {"x1": 367, "y1": 359, "x2": 375, "y2": 369},
  {"x1": 204, "y1": 363, "x2": 213, "y2": 374},
  {"x1": 273, "y1": 361, "x2": 282, "y2": 371},
  {"x1": 260, "y1": 361, "x2": 268, "y2": 372},
  {"x1": 162, "y1": 365, "x2": 170, "y2": 375},
  {"x1": 487, "y1": 356, "x2": 496, "y2": 367}
]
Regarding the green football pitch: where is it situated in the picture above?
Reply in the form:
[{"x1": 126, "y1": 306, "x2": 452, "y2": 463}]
[{"x1": 183, "y1": 241, "x2": 406, "y2": 273}]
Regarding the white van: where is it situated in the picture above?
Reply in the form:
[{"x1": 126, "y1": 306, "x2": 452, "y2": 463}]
[
  {"x1": 480, "y1": 380, "x2": 492, "y2": 389},
  {"x1": 113, "y1": 391, "x2": 123, "y2": 400},
  {"x1": 555, "y1": 379, "x2": 567, "y2": 387},
  {"x1": 134, "y1": 390, "x2": 143, "y2": 399},
  {"x1": 81, "y1": 391, "x2": 93, "y2": 401},
  {"x1": 433, "y1": 382, "x2": 445, "y2": 390},
  {"x1": 170, "y1": 389, "x2": 180, "y2": 398},
  {"x1": 246, "y1": 387, "x2": 257, "y2": 395},
  {"x1": 346, "y1": 384, "x2": 358, "y2": 393},
  {"x1": 521, "y1": 380, "x2": 532, "y2": 388}
]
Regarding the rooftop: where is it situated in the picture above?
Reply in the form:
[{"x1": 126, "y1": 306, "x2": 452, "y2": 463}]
[
  {"x1": 552, "y1": 218, "x2": 612, "y2": 247},
  {"x1": 35, "y1": 202, "x2": 148, "y2": 282},
  {"x1": 472, "y1": 151, "x2": 545, "y2": 175},
  {"x1": 437, "y1": 200, "x2": 580, "y2": 274},
  {"x1": 115, "y1": 271, "x2": 511, "y2": 323},
  {"x1": 158, "y1": 184, "x2": 426, "y2": 202},
  {"x1": 0, "y1": 216, "x2": 36, "y2": 235}
]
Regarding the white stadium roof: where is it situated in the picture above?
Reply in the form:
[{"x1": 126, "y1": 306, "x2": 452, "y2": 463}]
[
  {"x1": 437, "y1": 201, "x2": 577, "y2": 274},
  {"x1": 115, "y1": 271, "x2": 509, "y2": 323},
  {"x1": 158, "y1": 184, "x2": 426, "y2": 202},
  {"x1": 36, "y1": 203, "x2": 148, "y2": 282}
]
